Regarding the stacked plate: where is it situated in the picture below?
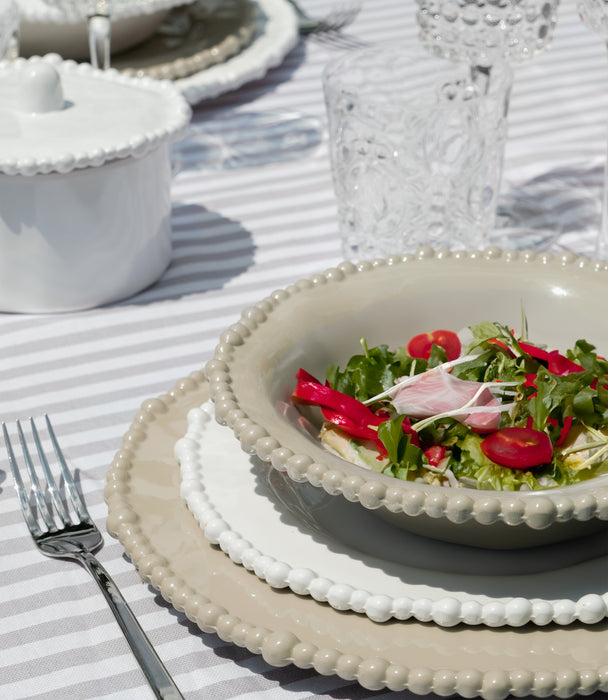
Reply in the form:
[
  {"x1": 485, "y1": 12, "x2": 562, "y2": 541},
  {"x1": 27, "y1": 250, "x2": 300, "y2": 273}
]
[
  {"x1": 106, "y1": 248, "x2": 608, "y2": 700},
  {"x1": 18, "y1": 0, "x2": 299, "y2": 104}
]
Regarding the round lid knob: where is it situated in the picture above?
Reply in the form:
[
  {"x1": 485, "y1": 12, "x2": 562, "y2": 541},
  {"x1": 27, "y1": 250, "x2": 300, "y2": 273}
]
[{"x1": 19, "y1": 62, "x2": 65, "y2": 113}]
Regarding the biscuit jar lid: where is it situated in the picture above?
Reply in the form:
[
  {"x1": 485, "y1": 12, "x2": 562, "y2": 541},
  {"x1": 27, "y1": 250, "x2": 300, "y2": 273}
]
[{"x1": 0, "y1": 54, "x2": 191, "y2": 176}]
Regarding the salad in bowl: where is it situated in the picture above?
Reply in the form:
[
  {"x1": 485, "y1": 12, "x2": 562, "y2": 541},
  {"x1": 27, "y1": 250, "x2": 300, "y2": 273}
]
[
  {"x1": 206, "y1": 249, "x2": 608, "y2": 548},
  {"x1": 292, "y1": 319, "x2": 608, "y2": 492}
]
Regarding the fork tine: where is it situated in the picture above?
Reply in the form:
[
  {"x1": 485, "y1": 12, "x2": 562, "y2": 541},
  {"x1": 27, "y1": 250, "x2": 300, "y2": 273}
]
[
  {"x1": 30, "y1": 417, "x2": 72, "y2": 526},
  {"x1": 16, "y1": 419, "x2": 56, "y2": 531},
  {"x1": 44, "y1": 414, "x2": 90, "y2": 523},
  {"x1": 3, "y1": 422, "x2": 44, "y2": 538}
]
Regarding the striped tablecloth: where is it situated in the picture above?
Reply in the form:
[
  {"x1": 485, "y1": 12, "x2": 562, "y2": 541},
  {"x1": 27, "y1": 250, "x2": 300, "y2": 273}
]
[{"x1": 2, "y1": 0, "x2": 608, "y2": 698}]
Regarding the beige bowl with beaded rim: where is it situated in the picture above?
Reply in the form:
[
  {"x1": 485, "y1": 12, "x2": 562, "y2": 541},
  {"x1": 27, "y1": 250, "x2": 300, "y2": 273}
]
[{"x1": 206, "y1": 248, "x2": 608, "y2": 550}]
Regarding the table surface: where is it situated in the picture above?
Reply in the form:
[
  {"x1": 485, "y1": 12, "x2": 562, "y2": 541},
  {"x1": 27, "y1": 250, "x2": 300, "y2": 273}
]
[{"x1": 3, "y1": 0, "x2": 608, "y2": 698}]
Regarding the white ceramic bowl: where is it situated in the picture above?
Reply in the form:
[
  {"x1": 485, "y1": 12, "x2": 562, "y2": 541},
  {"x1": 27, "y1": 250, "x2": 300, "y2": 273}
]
[
  {"x1": 17, "y1": 0, "x2": 200, "y2": 59},
  {"x1": 0, "y1": 54, "x2": 191, "y2": 312},
  {"x1": 206, "y1": 248, "x2": 608, "y2": 549}
]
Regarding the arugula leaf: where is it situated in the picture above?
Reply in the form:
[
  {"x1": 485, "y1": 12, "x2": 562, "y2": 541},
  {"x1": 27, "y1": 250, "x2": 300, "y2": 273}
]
[
  {"x1": 377, "y1": 416, "x2": 422, "y2": 479},
  {"x1": 527, "y1": 367, "x2": 556, "y2": 429},
  {"x1": 326, "y1": 342, "x2": 418, "y2": 402},
  {"x1": 468, "y1": 321, "x2": 503, "y2": 342},
  {"x1": 427, "y1": 343, "x2": 448, "y2": 367}
]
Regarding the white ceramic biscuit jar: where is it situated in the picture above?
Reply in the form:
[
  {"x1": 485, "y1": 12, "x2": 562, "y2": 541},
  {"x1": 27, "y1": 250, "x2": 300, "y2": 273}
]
[{"x1": 0, "y1": 54, "x2": 191, "y2": 312}]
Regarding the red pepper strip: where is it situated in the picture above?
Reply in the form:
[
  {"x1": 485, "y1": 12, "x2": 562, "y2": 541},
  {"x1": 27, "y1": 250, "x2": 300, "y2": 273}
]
[
  {"x1": 296, "y1": 367, "x2": 321, "y2": 384},
  {"x1": 292, "y1": 380, "x2": 384, "y2": 429},
  {"x1": 554, "y1": 416, "x2": 573, "y2": 446},
  {"x1": 546, "y1": 351, "x2": 584, "y2": 376},
  {"x1": 524, "y1": 373, "x2": 538, "y2": 398},
  {"x1": 518, "y1": 342, "x2": 584, "y2": 376},
  {"x1": 424, "y1": 445, "x2": 446, "y2": 466},
  {"x1": 590, "y1": 377, "x2": 608, "y2": 390},
  {"x1": 526, "y1": 415, "x2": 573, "y2": 446},
  {"x1": 488, "y1": 338, "x2": 514, "y2": 356},
  {"x1": 320, "y1": 407, "x2": 388, "y2": 455},
  {"x1": 320, "y1": 407, "x2": 382, "y2": 441},
  {"x1": 293, "y1": 369, "x2": 418, "y2": 453},
  {"x1": 401, "y1": 416, "x2": 420, "y2": 447},
  {"x1": 518, "y1": 341, "x2": 550, "y2": 363}
]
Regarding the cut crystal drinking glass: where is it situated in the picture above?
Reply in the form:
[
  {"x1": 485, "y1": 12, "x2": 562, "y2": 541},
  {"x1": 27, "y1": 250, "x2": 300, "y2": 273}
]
[{"x1": 415, "y1": 0, "x2": 562, "y2": 249}]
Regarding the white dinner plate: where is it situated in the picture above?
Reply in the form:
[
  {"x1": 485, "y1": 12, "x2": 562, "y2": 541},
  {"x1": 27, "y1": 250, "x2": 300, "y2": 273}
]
[
  {"x1": 177, "y1": 400, "x2": 608, "y2": 629},
  {"x1": 175, "y1": 0, "x2": 298, "y2": 104},
  {"x1": 113, "y1": 0, "x2": 299, "y2": 104}
]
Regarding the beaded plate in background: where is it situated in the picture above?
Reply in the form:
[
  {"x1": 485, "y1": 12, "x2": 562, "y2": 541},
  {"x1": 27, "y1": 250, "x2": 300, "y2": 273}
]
[{"x1": 114, "y1": 0, "x2": 259, "y2": 80}]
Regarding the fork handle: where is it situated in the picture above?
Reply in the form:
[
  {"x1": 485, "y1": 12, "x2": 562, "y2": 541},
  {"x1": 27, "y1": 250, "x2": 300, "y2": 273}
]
[{"x1": 77, "y1": 551, "x2": 184, "y2": 700}]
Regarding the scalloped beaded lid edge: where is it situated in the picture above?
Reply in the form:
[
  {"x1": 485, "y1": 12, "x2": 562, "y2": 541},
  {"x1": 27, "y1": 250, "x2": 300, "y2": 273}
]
[{"x1": 0, "y1": 54, "x2": 191, "y2": 176}]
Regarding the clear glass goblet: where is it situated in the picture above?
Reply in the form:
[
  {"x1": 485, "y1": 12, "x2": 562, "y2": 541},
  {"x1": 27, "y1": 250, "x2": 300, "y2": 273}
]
[
  {"x1": 416, "y1": 0, "x2": 560, "y2": 69},
  {"x1": 415, "y1": 0, "x2": 562, "y2": 249},
  {"x1": 578, "y1": 0, "x2": 608, "y2": 259}
]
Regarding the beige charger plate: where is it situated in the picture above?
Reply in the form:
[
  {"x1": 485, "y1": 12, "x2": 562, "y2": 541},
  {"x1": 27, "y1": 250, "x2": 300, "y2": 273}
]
[{"x1": 105, "y1": 371, "x2": 608, "y2": 699}]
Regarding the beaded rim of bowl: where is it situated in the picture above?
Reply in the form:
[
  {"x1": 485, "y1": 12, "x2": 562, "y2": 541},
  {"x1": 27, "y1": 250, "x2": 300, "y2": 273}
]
[
  {"x1": 205, "y1": 247, "x2": 608, "y2": 534},
  {"x1": 0, "y1": 53, "x2": 191, "y2": 176}
]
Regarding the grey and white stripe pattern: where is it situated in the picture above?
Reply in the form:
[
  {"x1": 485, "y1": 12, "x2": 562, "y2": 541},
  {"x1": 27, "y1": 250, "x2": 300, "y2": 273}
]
[{"x1": 3, "y1": 0, "x2": 608, "y2": 697}]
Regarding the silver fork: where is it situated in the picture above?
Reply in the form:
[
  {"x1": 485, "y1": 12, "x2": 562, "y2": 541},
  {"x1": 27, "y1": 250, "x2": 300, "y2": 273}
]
[{"x1": 3, "y1": 415, "x2": 184, "y2": 700}]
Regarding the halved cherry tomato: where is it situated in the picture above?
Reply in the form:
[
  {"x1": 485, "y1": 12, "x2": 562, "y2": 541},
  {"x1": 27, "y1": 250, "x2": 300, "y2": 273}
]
[
  {"x1": 481, "y1": 427, "x2": 553, "y2": 469},
  {"x1": 407, "y1": 330, "x2": 461, "y2": 361}
]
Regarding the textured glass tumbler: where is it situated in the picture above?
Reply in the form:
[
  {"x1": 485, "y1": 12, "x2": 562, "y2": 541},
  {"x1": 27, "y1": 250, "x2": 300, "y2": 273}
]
[
  {"x1": 322, "y1": 47, "x2": 513, "y2": 261},
  {"x1": 416, "y1": 0, "x2": 560, "y2": 67}
]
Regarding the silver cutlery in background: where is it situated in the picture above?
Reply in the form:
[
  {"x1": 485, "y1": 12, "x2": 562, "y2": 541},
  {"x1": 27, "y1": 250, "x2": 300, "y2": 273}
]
[
  {"x1": 3, "y1": 415, "x2": 185, "y2": 700},
  {"x1": 286, "y1": 0, "x2": 366, "y2": 48}
]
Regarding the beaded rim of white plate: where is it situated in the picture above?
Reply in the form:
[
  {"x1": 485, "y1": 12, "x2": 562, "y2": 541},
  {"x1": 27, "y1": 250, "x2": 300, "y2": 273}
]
[
  {"x1": 176, "y1": 400, "x2": 608, "y2": 629},
  {"x1": 205, "y1": 248, "x2": 608, "y2": 537}
]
